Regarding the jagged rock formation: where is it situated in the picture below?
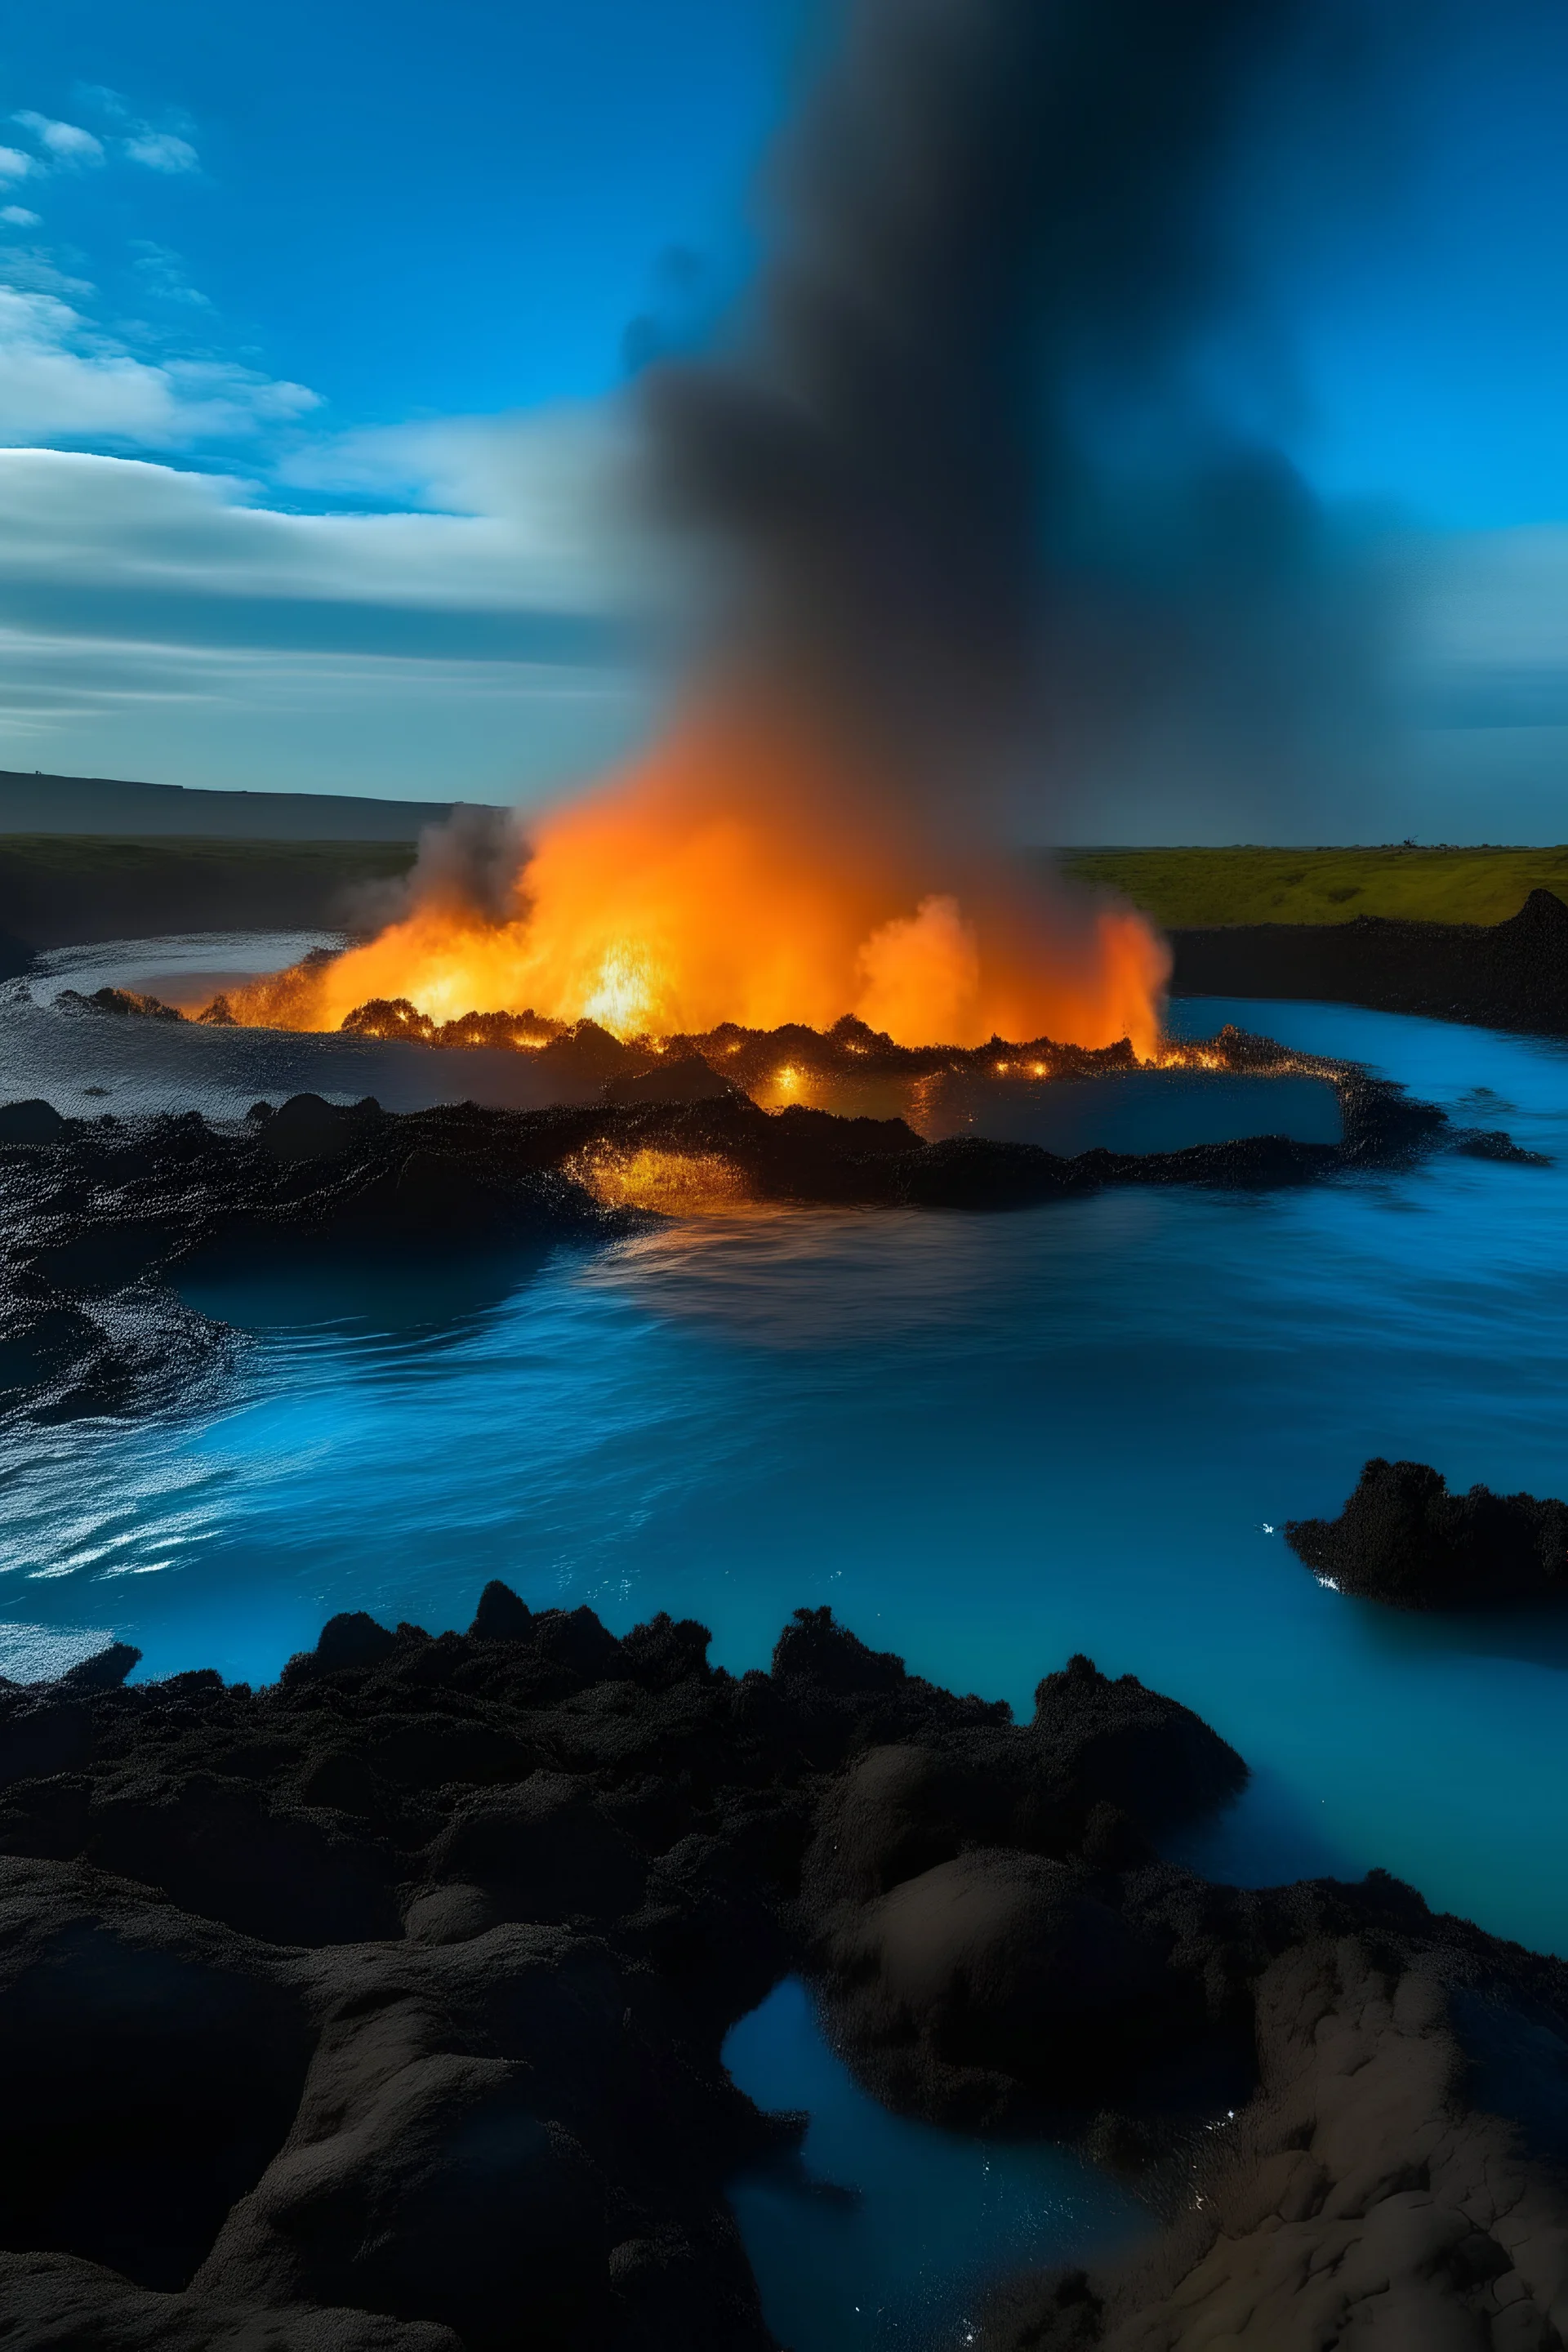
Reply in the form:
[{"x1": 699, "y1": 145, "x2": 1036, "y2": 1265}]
[
  {"x1": 1, "y1": 1604, "x2": 1567, "y2": 2350},
  {"x1": 978, "y1": 1935, "x2": 1568, "y2": 2349},
  {"x1": 0, "y1": 1604, "x2": 1230, "y2": 2350},
  {"x1": 1287, "y1": 1457, "x2": 1568, "y2": 1608},
  {"x1": 1171, "y1": 885, "x2": 1568, "y2": 1037}
]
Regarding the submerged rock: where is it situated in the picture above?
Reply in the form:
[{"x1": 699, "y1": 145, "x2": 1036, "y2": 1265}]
[{"x1": 1287, "y1": 1456, "x2": 1568, "y2": 1607}]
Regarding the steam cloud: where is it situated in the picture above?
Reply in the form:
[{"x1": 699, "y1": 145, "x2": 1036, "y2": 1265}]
[
  {"x1": 644, "y1": 0, "x2": 1391, "y2": 843},
  {"x1": 345, "y1": 802, "x2": 529, "y2": 936}
]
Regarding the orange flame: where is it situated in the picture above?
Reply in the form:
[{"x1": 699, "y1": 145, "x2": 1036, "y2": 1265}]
[{"x1": 231, "y1": 702, "x2": 1169, "y2": 1056}]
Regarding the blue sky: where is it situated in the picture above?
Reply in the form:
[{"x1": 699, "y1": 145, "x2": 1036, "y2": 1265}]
[{"x1": 2, "y1": 0, "x2": 1568, "y2": 837}]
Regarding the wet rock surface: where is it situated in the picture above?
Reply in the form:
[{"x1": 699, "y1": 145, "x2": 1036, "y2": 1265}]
[
  {"x1": 2, "y1": 1603, "x2": 1567, "y2": 2350},
  {"x1": 977, "y1": 1935, "x2": 1568, "y2": 2350},
  {"x1": 0, "y1": 1038, "x2": 1508, "y2": 1423},
  {"x1": 1287, "y1": 1456, "x2": 1568, "y2": 1608},
  {"x1": 1171, "y1": 884, "x2": 1568, "y2": 1036}
]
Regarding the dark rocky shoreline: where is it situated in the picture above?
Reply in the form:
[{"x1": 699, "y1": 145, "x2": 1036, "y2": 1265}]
[
  {"x1": 1287, "y1": 1458, "x2": 1568, "y2": 1610},
  {"x1": 2, "y1": 1600, "x2": 1566, "y2": 2350},
  {"x1": 1170, "y1": 884, "x2": 1568, "y2": 1036},
  {"x1": 0, "y1": 1035, "x2": 1534, "y2": 1423}
]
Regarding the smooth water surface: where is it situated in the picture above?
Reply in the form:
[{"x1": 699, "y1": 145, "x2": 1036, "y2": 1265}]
[{"x1": 2, "y1": 994, "x2": 1567, "y2": 1956}]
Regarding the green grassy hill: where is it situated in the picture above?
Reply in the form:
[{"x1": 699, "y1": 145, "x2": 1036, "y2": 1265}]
[
  {"x1": 1060, "y1": 846, "x2": 1568, "y2": 929},
  {"x1": 0, "y1": 835, "x2": 418, "y2": 947}
]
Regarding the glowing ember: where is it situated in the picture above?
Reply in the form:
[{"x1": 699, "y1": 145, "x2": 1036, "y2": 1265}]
[{"x1": 223, "y1": 702, "x2": 1170, "y2": 1059}]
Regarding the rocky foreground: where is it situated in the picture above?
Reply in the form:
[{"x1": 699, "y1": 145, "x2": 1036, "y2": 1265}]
[
  {"x1": 0, "y1": 1041, "x2": 1530, "y2": 1423},
  {"x1": 1, "y1": 1601, "x2": 1566, "y2": 2350}
]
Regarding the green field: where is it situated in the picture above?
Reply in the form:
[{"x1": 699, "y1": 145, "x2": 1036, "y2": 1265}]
[
  {"x1": 5, "y1": 829, "x2": 1567, "y2": 947},
  {"x1": 1059, "y1": 846, "x2": 1568, "y2": 929},
  {"x1": 0, "y1": 834, "x2": 418, "y2": 947}
]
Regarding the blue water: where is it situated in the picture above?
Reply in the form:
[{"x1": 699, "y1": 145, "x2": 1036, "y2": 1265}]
[
  {"x1": 6, "y1": 991, "x2": 1568, "y2": 2344},
  {"x1": 4, "y1": 997, "x2": 1568, "y2": 1947},
  {"x1": 722, "y1": 1979, "x2": 1146, "y2": 2350}
]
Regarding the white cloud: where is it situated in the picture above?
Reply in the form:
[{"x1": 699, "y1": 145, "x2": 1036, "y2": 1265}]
[
  {"x1": 0, "y1": 286, "x2": 318, "y2": 444},
  {"x1": 13, "y1": 113, "x2": 105, "y2": 166},
  {"x1": 0, "y1": 149, "x2": 33, "y2": 182},
  {"x1": 0, "y1": 621, "x2": 648, "y2": 802},
  {"x1": 0, "y1": 414, "x2": 663, "y2": 804},
  {"x1": 280, "y1": 406, "x2": 655, "y2": 609},
  {"x1": 0, "y1": 207, "x2": 39, "y2": 229},
  {"x1": 0, "y1": 439, "x2": 644, "y2": 615},
  {"x1": 123, "y1": 131, "x2": 199, "y2": 174}
]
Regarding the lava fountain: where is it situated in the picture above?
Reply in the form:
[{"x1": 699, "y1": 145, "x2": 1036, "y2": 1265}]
[{"x1": 232, "y1": 700, "x2": 1169, "y2": 1056}]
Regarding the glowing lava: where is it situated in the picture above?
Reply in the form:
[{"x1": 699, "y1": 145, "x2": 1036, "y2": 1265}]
[{"x1": 228, "y1": 702, "x2": 1170, "y2": 1057}]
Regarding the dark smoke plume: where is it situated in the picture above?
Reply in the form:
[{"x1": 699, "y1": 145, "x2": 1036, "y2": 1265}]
[{"x1": 644, "y1": 0, "x2": 1391, "y2": 840}]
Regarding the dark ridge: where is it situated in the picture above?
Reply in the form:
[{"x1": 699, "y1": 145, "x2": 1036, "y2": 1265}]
[
  {"x1": 1, "y1": 1596, "x2": 1566, "y2": 2349},
  {"x1": 56, "y1": 985, "x2": 184, "y2": 1022},
  {"x1": 0, "y1": 770, "x2": 461, "y2": 840},
  {"x1": 1170, "y1": 887, "x2": 1568, "y2": 1036},
  {"x1": 1286, "y1": 1456, "x2": 1568, "y2": 1608}
]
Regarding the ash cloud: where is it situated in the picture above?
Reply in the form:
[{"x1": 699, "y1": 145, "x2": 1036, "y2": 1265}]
[{"x1": 642, "y1": 0, "x2": 1396, "y2": 844}]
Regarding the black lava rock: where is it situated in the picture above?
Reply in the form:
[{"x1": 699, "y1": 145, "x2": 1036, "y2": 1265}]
[
  {"x1": 0, "y1": 1039, "x2": 1499, "y2": 1427},
  {"x1": 0, "y1": 1596, "x2": 1566, "y2": 2349},
  {"x1": 1286, "y1": 1456, "x2": 1568, "y2": 1607}
]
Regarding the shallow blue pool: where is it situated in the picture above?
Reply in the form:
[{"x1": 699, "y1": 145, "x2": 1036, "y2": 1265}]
[
  {"x1": 5, "y1": 993, "x2": 1568, "y2": 2344},
  {"x1": 722, "y1": 1978, "x2": 1147, "y2": 2350}
]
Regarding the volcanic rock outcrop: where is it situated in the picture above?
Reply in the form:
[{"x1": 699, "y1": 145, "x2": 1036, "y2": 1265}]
[
  {"x1": 1287, "y1": 1456, "x2": 1568, "y2": 1608},
  {"x1": 2, "y1": 1602, "x2": 1568, "y2": 2350},
  {"x1": 0, "y1": 1603, "x2": 1221, "y2": 2350},
  {"x1": 55, "y1": 986, "x2": 184, "y2": 1022},
  {"x1": 0, "y1": 1040, "x2": 1512, "y2": 1423},
  {"x1": 978, "y1": 1933, "x2": 1568, "y2": 2349}
]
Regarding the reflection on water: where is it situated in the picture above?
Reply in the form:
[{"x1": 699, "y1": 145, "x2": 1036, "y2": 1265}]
[
  {"x1": 724, "y1": 1979, "x2": 1147, "y2": 2350},
  {"x1": 6, "y1": 989, "x2": 1568, "y2": 2350},
  {"x1": 751, "y1": 1062, "x2": 1343, "y2": 1150},
  {"x1": 2, "y1": 996, "x2": 1568, "y2": 1962}
]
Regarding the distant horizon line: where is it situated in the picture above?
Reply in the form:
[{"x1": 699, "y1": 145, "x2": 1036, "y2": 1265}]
[{"x1": 0, "y1": 768, "x2": 1562, "y2": 854}]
